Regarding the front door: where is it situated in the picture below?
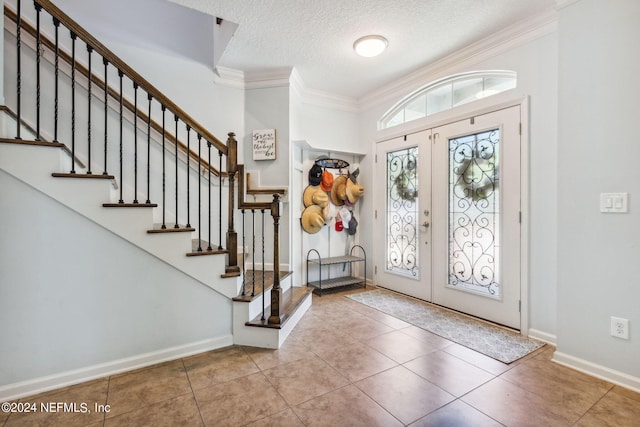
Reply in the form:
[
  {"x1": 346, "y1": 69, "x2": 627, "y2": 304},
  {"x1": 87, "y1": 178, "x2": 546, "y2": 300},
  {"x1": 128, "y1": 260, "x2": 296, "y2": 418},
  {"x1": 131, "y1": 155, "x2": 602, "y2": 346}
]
[
  {"x1": 375, "y1": 106, "x2": 522, "y2": 329},
  {"x1": 375, "y1": 130, "x2": 432, "y2": 301}
]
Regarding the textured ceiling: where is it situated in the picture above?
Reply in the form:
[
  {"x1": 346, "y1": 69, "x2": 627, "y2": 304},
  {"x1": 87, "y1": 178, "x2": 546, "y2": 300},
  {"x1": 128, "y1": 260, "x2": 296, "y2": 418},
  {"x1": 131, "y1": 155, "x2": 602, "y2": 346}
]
[{"x1": 171, "y1": 0, "x2": 556, "y2": 100}]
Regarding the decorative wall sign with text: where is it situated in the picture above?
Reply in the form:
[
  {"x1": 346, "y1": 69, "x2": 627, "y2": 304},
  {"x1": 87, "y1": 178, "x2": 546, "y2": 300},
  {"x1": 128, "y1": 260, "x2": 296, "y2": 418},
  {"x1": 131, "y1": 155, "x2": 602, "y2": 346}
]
[{"x1": 252, "y1": 129, "x2": 276, "y2": 160}]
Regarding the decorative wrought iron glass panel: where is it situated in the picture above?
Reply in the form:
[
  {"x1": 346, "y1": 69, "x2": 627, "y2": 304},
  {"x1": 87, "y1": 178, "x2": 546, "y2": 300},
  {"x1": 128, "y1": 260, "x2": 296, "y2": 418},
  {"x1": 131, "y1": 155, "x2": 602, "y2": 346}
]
[
  {"x1": 448, "y1": 129, "x2": 501, "y2": 298},
  {"x1": 386, "y1": 147, "x2": 419, "y2": 278}
]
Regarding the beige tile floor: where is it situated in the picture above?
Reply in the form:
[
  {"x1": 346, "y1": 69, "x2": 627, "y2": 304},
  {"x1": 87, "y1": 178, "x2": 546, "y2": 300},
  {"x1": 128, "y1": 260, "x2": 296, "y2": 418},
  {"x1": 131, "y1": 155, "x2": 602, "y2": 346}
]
[{"x1": 3, "y1": 288, "x2": 640, "y2": 427}]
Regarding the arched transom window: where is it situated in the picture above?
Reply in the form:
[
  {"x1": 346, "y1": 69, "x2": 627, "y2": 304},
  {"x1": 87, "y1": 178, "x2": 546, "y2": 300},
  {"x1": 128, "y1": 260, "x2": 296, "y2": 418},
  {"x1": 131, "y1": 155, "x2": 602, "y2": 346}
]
[{"x1": 379, "y1": 71, "x2": 517, "y2": 129}]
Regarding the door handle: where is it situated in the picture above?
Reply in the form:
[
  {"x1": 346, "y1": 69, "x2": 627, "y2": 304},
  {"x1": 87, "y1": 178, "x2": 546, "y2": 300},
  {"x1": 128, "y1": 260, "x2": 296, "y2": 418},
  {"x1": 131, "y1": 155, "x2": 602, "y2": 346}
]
[{"x1": 421, "y1": 222, "x2": 430, "y2": 228}]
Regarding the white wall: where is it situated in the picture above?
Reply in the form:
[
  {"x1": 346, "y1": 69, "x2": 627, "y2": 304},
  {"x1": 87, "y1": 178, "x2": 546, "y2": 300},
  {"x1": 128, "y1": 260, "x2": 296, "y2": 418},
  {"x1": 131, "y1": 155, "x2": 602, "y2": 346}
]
[
  {"x1": 556, "y1": 0, "x2": 640, "y2": 378},
  {"x1": 0, "y1": 170, "x2": 232, "y2": 388},
  {"x1": 357, "y1": 28, "x2": 559, "y2": 338}
]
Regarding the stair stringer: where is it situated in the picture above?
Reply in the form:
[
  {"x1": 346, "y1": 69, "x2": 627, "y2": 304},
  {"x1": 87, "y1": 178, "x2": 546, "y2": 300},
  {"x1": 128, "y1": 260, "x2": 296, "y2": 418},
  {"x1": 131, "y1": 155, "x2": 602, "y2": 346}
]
[{"x1": 0, "y1": 142, "x2": 242, "y2": 299}]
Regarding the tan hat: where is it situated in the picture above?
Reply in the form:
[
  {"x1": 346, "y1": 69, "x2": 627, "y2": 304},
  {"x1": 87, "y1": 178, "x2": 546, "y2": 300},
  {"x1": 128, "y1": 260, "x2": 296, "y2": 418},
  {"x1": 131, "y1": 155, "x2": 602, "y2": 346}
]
[
  {"x1": 330, "y1": 175, "x2": 348, "y2": 206},
  {"x1": 346, "y1": 179, "x2": 364, "y2": 204},
  {"x1": 303, "y1": 185, "x2": 329, "y2": 208},
  {"x1": 301, "y1": 205, "x2": 325, "y2": 234}
]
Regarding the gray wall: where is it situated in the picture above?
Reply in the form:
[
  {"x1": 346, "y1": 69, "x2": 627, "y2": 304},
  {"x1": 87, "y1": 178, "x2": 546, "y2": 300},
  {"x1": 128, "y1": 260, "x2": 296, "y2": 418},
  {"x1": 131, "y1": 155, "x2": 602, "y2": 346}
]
[{"x1": 556, "y1": 0, "x2": 640, "y2": 377}]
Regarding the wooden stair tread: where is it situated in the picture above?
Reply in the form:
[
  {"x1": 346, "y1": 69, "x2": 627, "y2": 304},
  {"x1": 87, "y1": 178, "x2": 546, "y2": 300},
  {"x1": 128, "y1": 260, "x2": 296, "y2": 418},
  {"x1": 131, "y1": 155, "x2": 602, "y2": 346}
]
[
  {"x1": 103, "y1": 202, "x2": 158, "y2": 207},
  {"x1": 0, "y1": 137, "x2": 64, "y2": 148},
  {"x1": 186, "y1": 239, "x2": 227, "y2": 257},
  {"x1": 53, "y1": 172, "x2": 116, "y2": 179},
  {"x1": 147, "y1": 225, "x2": 195, "y2": 233},
  {"x1": 233, "y1": 270, "x2": 293, "y2": 302},
  {"x1": 245, "y1": 286, "x2": 313, "y2": 329}
]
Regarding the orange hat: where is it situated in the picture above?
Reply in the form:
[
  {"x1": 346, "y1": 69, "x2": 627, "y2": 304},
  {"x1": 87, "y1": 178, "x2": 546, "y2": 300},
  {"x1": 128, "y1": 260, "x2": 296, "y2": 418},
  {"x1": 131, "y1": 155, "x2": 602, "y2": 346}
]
[{"x1": 320, "y1": 170, "x2": 334, "y2": 192}]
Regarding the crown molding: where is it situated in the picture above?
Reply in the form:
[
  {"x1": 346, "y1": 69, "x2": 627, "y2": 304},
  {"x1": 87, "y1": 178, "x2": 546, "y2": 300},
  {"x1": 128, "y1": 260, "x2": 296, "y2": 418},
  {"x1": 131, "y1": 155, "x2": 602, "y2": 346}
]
[
  {"x1": 357, "y1": 8, "x2": 558, "y2": 111},
  {"x1": 213, "y1": 66, "x2": 245, "y2": 89},
  {"x1": 555, "y1": 0, "x2": 582, "y2": 10},
  {"x1": 290, "y1": 69, "x2": 359, "y2": 112}
]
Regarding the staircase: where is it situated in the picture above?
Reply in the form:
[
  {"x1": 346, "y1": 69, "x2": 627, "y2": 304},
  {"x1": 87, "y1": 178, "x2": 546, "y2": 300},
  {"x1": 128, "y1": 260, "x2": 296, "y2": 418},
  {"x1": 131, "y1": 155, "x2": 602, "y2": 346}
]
[{"x1": 0, "y1": 0, "x2": 311, "y2": 400}]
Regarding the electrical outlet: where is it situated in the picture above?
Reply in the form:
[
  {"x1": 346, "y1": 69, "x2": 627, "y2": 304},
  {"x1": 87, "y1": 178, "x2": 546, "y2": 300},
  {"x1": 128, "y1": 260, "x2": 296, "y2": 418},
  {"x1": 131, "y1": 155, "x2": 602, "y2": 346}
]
[{"x1": 610, "y1": 317, "x2": 629, "y2": 339}]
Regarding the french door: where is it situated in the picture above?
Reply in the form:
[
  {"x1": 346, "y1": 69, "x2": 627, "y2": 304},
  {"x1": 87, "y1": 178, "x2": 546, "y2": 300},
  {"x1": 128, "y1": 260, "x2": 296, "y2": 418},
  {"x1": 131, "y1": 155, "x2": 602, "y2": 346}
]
[{"x1": 375, "y1": 106, "x2": 522, "y2": 329}]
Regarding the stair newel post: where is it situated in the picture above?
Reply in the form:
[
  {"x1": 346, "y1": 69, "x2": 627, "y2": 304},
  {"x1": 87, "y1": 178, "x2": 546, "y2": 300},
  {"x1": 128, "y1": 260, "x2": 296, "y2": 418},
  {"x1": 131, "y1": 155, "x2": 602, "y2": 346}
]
[
  {"x1": 15, "y1": 0, "x2": 21, "y2": 139},
  {"x1": 225, "y1": 132, "x2": 240, "y2": 275},
  {"x1": 86, "y1": 45, "x2": 93, "y2": 174},
  {"x1": 161, "y1": 105, "x2": 166, "y2": 227},
  {"x1": 34, "y1": 2, "x2": 42, "y2": 140},
  {"x1": 145, "y1": 94, "x2": 152, "y2": 202},
  {"x1": 186, "y1": 125, "x2": 191, "y2": 228},
  {"x1": 207, "y1": 141, "x2": 213, "y2": 250},
  {"x1": 70, "y1": 31, "x2": 76, "y2": 174},
  {"x1": 102, "y1": 57, "x2": 108, "y2": 175},
  {"x1": 268, "y1": 194, "x2": 283, "y2": 326},
  {"x1": 174, "y1": 115, "x2": 180, "y2": 227},
  {"x1": 261, "y1": 209, "x2": 266, "y2": 321},
  {"x1": 197, "y1": 134, "x2": 203, "y2": 251},
  {"x1": 218, "y1": 149, "x2": 223, "y2": 250},
  {"x1": 118, "y1": 69, "x2": 124, "y2": 201},
  {"x1": 53, "y1": 17, "x2": 60, "y2": 143},
  {"x1": 132, "y1": 83, "x2": 138, "y2": 203}
]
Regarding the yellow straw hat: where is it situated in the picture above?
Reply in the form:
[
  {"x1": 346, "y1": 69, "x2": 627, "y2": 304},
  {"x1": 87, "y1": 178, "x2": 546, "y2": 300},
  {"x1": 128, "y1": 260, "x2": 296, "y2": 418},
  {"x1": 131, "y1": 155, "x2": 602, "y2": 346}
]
[
  {"x1": 330, "y1": 175, "x2": 348, "y2": 206},
  {"x1": 301, "y1": 205, "x2": 325, "y2": 234},
  {"x1": 346, "y1": 179, "x2": 365, "y2": 204},
  {"x1": 303, "y1": 185, "x2": 329, "y2": 208}
]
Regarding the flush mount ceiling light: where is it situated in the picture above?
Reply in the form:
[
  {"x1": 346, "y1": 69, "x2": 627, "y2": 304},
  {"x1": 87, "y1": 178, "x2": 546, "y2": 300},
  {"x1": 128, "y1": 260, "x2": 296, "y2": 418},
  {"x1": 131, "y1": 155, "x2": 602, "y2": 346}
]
[{"x1": 353, "y1": 35, "x2": 388, "y2": 57}]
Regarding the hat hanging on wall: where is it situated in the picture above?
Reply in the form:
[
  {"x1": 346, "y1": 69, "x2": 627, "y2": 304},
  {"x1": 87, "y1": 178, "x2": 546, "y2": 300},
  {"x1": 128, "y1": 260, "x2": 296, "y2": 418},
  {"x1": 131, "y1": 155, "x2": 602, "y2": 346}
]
[
  {"x1": 308, "y1": 164, "x2": 323, "y2": 186},
  {"x1": 346, "y1": 179, "x2": 365, "y2": 204},
  {"x1": 330, "y1": 175, "x2": 349, "y2": 206},
  {"x1": 347, "y1": 214, "x2": 358, "y2": 235},
  {"x1": 303, "y1": 185, "x2": 329, "y2": 208},
  {"x1": 320, "y1": 170, "x2": 334, "y2": 192},
  {"x1": 301, "y1": 205, "x2": 325, "y2": 234}
]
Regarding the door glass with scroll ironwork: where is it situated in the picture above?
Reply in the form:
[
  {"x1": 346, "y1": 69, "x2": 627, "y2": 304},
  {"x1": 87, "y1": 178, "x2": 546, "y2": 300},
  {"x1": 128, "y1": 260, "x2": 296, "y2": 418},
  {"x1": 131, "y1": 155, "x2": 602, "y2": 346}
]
[
  {"x1": 448, "y1": 129, "x2": 501, "y2": 299},
  {"x1": 386, "y1": 146, "x2": 420, "y2": 278}
]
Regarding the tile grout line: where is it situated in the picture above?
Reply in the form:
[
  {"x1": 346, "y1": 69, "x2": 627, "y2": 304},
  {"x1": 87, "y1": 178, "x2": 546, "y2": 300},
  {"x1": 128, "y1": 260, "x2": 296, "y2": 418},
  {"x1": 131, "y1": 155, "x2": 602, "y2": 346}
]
[{"x1": 180, "y1": 358, "x2": 207, "y2": 427}]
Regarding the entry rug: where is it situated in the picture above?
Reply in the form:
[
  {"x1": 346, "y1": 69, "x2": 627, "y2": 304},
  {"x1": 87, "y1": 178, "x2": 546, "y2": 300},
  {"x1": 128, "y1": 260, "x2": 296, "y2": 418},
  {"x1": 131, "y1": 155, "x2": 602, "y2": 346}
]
[{"x1": 347, "y1": 289, "x2": 544, "y2": 364}]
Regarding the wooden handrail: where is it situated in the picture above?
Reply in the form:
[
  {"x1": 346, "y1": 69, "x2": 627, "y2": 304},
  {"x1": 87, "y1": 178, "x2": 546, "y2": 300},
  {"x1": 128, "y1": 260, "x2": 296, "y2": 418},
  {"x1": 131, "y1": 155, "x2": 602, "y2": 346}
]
[
  {"x1": 4, "y1": 4, "x2": 228, "y2": 178},
  {"x1": 32, "y1": 0, "x2": 227, "y2": 155}
]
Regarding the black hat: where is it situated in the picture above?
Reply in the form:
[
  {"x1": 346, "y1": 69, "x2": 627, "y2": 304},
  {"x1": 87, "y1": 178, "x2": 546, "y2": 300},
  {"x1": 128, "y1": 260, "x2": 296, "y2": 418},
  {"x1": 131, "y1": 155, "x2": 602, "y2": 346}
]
[{"x1": 308, "y1": 164, "x2": 322, "y2": 186}]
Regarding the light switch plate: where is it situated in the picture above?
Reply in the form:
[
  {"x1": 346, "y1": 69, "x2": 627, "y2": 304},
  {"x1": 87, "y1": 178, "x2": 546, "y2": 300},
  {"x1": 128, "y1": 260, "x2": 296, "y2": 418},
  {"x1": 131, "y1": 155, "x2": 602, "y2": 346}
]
[{"x1": 600, "y1": 193, "x2": 628, "y2": 213}]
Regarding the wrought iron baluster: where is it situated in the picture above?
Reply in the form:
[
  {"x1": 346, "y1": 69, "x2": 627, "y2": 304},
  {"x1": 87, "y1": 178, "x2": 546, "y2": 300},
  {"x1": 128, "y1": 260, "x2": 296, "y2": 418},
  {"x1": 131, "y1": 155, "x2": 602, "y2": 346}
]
[
  {"x1": 197, "y1": 134, "x2": 203, "y2": 251},
  {"x1": 70, "y1": 31, "x2": 77, "y2": 173},
  {"x1": 174, "y1": 115, "x2": 179, "y2": 228},
  {"x1": 241, "y1": 209, "x2": 246, "y2": 296},
  {"x1": 218, "y1": 150, "x2": 223, "y2": 250},
  {"x1": 146, "y1": 94, "x2": 152, "y2": 203},
  {"x1": 15, "y1": 0, "x2": 21, "y2": 139},
  {"x1": 207, "y1": 141, "x2": 213, "y2": 251},
  {"x1": 53, "y1": 17, "x2": 60, "y2": 142},
  {"x1": 161, "y1": 105, "x2": 166, "y2": 228},
  {"x1": 118, "y1": 70, "x2": 124, "y2": 202},
  {"x1": 251, "y1": 209, "x2": 256, "y2": 297},
  {"x1": 261, "y1": 209, "x2": 266, "y2": 321},
  {"x1": 34, "y1": 2, "x2": 42, "y2": 140},
  {"x1": 86, "y1": 45, "x2": 93, "y2": 174},
  {"x1": 132, "y1": 83, "x2": 139, "y2": 203},
  {"x1": 102, "y1": 57, "x2": 108, "y2": 174},
  {"x1": 186, "y1": 126, "x2": 191, "y2": 228}
]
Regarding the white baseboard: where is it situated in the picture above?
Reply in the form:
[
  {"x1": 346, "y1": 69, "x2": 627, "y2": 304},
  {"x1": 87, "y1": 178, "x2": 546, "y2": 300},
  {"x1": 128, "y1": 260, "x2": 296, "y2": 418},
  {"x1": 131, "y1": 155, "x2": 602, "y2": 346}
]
[
  {"x1": 552, "y1": 351, "x2": 640, "y2": 393},
  {"x1": 0, "y1": 335, "x2": 233, "y2": 402},
  {"x1": 527, "y1": 328, "x2": 557, "y2": 345}
]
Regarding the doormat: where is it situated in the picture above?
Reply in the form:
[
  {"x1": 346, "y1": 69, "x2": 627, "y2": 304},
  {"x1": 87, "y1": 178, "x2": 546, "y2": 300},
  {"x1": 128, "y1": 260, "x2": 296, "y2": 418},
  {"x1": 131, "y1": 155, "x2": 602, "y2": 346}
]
[{"x1": 347, "y1": 289, "x2": 544, "y2": 364}]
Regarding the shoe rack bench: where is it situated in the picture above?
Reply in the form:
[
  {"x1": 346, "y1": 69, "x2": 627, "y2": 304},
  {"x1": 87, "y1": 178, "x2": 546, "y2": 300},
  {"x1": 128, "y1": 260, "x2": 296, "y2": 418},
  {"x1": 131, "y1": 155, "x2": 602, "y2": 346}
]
[{"x1": 306, "y1": 245, "x2": 366, "y2": 295}]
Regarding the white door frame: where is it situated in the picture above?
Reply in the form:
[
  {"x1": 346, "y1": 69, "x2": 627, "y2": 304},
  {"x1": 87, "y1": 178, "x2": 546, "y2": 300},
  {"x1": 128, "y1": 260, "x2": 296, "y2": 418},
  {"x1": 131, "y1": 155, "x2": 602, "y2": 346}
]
[{"x1": 373, "y1": 96, "x2": 530, "y2": 334}]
